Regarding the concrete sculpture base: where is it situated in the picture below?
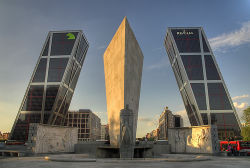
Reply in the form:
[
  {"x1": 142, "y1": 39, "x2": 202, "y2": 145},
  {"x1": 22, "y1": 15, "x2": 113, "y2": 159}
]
[
  {"x1": 120, "y1": 105, "x2": 134, "y2": 159},
  {"x1": 75, "y1": 141, "x2": 170, "y2": 158},
  {"x1": 27, "y1": 124, "x2": 78, "y2": 153},
  {"x1": 168, "y1": 125, "x2": 220, "y2": 154}
]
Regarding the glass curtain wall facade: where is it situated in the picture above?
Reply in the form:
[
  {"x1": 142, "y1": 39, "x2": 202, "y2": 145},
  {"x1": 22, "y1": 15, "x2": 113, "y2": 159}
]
[
  {"x1": 164, "y1": 27, "x2": 241, "y2": 140},
  {"x1": 10, "y1": 30, "x2": 89, "y2": 141}
]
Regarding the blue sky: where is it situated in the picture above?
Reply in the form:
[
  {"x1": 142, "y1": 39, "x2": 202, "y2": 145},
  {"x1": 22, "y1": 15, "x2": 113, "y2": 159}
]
[{"x1": 0, "y1": 0, "x2": 250, "y2": 137}]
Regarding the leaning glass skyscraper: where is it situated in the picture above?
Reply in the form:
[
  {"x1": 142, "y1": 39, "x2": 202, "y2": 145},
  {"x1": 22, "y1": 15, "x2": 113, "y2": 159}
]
[
  {"x1": 164, "y1": 27, "x2": 241, "y2": 140},
  {"x1": 10, "y1": 30, "x2": 89, "y2": 141}
]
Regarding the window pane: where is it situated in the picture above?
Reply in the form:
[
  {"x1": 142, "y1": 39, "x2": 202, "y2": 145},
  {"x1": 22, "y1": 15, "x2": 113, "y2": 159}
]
[
  {"x1": 64, "y1": 61, "x2": 77, "y2": 86},
  {"x1": 191, "y1": 83, "x2": 207, "y2": 110},
  {"x1": 171, "y1": 29, "x2": 200, "y2": 53},
  {"x1": 45, "y1": 85, "x2": 59, "y2": 111},
  {"x1": 174, "y1": 116, "x2": 181, "y2": 127},
  {"x1": 70, "y1": 68, "x2": 80, "y2": 90},
  {"x1": 12, "y1": 113, "x2": 41, "y2": 141},
  {"x1": 181, "y1": 55, "x2": 203, "y2": 80},
  {"x1": 208, "y1": 83, "x2": 232, "y2": 110},
  {"x1": 55, "y1": 86, "x2": 67, "y2": 112},
  {"x1": 201, "y1": 113, "x2": 208, "y2": 125},
  {"x1": 164, "y1": 34, "x2": 176, "y2": 64},
  {"x1": 80, "y1": 36, "x2": 89, "y2": 65},
  {"x1": 42, "y1": 37, "x2": 50, "y2": 56},
  {"x1": 32, "y1": 58, "x2": 47, "y2": 82},
  {"x1": 180, "y1": 89, "x2": 199, "y2": 126},
  {"x1": 43, "y1": 113, "x2": 51, "y2": 124},
  {"x1": 211, "y1": 113, "x2": 240, "y2": 138},
  {"x1": 22, "y1": 85, "x2": 44, "y2": 111},
  {"x1": 16, "y1": 113, "x2": 40, "y2": 125},
  {"x1": 47, "y1": 58, "x2": 69, "y2": 82},
  {"x1": 50, "y1": 32, "x2": 78, "y2": 56},
  {"x1": 202, "y1": 34, "x2": 209, "y2": 52},
  {"x1": 205, "y1": 55, "x2": 221, "y2": 80},
  {"x1": 54, "y1": 116, "x2": 63, "y2": 125}
]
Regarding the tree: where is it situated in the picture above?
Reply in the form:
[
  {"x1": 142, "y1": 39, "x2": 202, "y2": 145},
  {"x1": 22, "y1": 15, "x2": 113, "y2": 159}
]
[{"x1": 241, "y1": 106, "x2": 250, "y2": 141}]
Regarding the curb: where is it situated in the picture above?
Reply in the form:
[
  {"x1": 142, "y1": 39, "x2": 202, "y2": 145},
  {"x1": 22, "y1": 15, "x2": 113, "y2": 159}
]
[{"x1": 44, "y1": 156, "x2": 96, "y2": 162}]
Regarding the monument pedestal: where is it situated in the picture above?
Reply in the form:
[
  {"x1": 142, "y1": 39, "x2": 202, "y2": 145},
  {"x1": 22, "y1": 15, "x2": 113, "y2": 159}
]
[{"x1": 119, "y1": 105, "x2": 134, "y2": 159}]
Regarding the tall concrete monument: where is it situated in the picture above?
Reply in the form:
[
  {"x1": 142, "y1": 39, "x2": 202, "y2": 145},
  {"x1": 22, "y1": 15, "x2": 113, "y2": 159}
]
[{"x1": 103, "y1": 17, "x2": 144, "y2": 147}]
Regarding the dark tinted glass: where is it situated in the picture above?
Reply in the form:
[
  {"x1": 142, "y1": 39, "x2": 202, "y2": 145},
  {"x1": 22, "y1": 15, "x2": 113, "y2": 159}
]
[
  {"x1": 16, "y1": 113, "x2": 41, "y2": 125},
  {"x1": 172, "y1": 64, "x2": 182, "y2": 88},
  {"x1": 202, "y1": 34, "x2": 209, "y2": 52},
  {"x1": 65, "y1": 60, "x2": 78, "y2": 86},
  {"x1": 43, "y1": 113, "x2": 51, "y2": 124},
  {"x1": 180, "y1": 89, "x2": 199, "y2": 126},
  {"x1": 54, "y1": 116, "x2": 63, "y2": 125},
  {"x1": 205, "y1": 55, "x2": 221, "y2": 80},
  {"x1": 208, "y1": 83, "x2": 232, "y2": 110},
  {"x1": 164, "y1": 34, "x2": 176, "y2": 64},
  {"x1": 57, "y1": 91, "x2": 72, "y2": 117},
  {"x1": 45, "y1": 85, "x2": 59, "y2": 111},
  {"x1": 173, "y1": 61, "x2": 185, "y2": 87},
  {"x1": 75, "y1": 36, "x2": 88, "y2": 64},
  {"x1": 55, "y1": 86, "x2": 67, "y2": 112},
  {"x1": 42, "y1": 37, "x2": 50, "y2": 56},
  {"x1": 11, "y1": 113, "x2": 40, "y2": 141},
  {"x1": 11, "y1": 124, "x2": 28, "y2": 141},
  {"x1": 171, "y1": 29, "x2": 200, "y2": 53},
  {"x1": 47, "y1": 58, "x2": 69, "y2": 82},
  {"x1": 50, "y1": 32, "x2": 78, "y2": 56},
  {"x1": 181, "y1": 55, "x2": 203, "y2": 80},
  {"x1": 32, "y1": 58, "x2": 47, "y2": 82},
  {"x1": 70, "y1": 68, "x2": 80, "y2": 90},
  {"x1": 22, "y1": 85, "x2": 44, "y2": 111},
  {"x1": 174, "y1": 116, "x2": 181, "y2": 127},
  {"x1": 191, "y1": 83, "x2": 207, "y2": 110},
  {"x1": 201, "y1": 113, "x2": 208, "y2": 125},
  {"x1": 64, "y1": 61, "x2": 73, "y2": 86},
  {"x1": 211, "y1": 113, "x2": 240, "y2": 135},
  {"x1": 11, "y1": 113, "x2": 42, "y2": 141}
]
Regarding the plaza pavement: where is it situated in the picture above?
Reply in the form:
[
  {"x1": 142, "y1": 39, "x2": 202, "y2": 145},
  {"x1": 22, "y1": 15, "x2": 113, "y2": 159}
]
[{"x1": 1, "y1": 154, "x2": 250, "y2": 168}]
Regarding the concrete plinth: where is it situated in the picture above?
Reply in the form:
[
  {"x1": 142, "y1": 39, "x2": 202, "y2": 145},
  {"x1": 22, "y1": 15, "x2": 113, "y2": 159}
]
[
  {"x1": 120, "y1": 105, "x2": 134, "y2": 159},
  {"x1": 27, "y1": 124, "x2": 78, "y2": 154},
  {"x1": 168, "y1": 125, "x2": 220, "y2": 154},
  {"x1": 74, "y1": 141, "x2": 170, "y2": 158}
]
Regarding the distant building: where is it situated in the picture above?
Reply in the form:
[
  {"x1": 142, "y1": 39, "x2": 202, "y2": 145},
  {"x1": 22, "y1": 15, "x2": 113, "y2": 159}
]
[
  {"x1": 158, "y1": 107, "x2": 183, "y2": 140},
  {"x1": 100, "y1": 124, "x2": 109, "y2": 140},
  {"x1": 66, "y1": 109, "x2": 101, "y2": 141},
  {"x1": 101, "y1": 125, "x2": 106, "y2": 140},
  {"x1": 146, "y1": 128, "x2": 159, "y2": 140}
]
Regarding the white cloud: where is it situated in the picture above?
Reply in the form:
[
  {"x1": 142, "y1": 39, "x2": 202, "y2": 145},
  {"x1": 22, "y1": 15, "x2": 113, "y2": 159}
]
[
  {"x1": 138, "y1": 117, "x2": 152, "y2": 122},
  {"x1": 232, "y1": 94, "x2": 249, "y2": 101},
  {"x1": 97, "y1": 45, "x2": 106, "y2": 50},
  {"x1": 209, "y1": 21, "x2": 250, "y2": 51},
  {"x1": 147, "y1": 58, "x2": 170, "y2": 70},
  {"x1": 233, "y1": 102, "x2": 248, "y2": 109},
  {"x1": 138, "y1": 114, "x2": 160, "y2": 128}
]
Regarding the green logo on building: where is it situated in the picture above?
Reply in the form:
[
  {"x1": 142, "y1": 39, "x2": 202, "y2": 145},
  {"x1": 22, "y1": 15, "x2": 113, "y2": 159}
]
[{"x1": 66, "y1": 33, "x2": 75, "y2": 40}]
